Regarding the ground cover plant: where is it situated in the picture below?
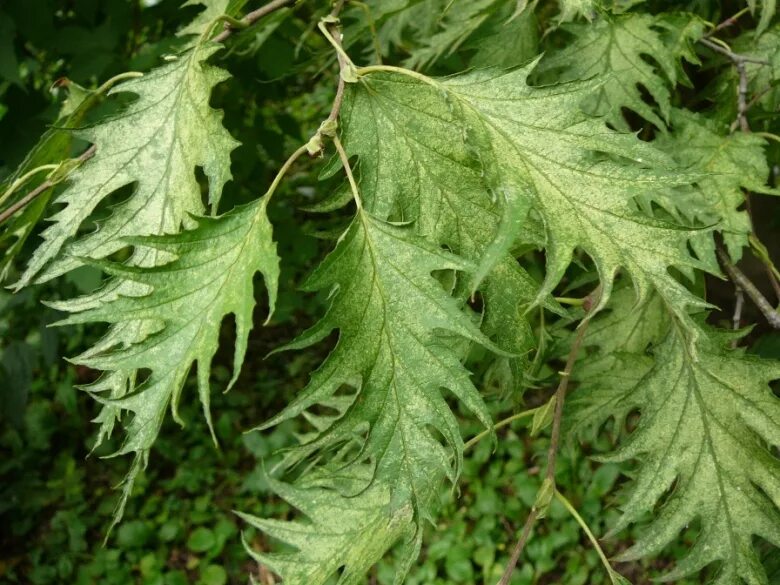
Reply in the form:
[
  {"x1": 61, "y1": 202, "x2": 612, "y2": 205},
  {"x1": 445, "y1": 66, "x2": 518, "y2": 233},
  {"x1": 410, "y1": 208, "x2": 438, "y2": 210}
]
[{"x1": 1, "y1": 0, "x2": 780, "y2": 583}]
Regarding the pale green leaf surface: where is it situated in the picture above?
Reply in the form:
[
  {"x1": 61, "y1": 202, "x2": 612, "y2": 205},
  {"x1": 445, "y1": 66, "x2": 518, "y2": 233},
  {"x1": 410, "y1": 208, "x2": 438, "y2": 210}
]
[
  {"x1": 653, "y1": 109, "x2": 775, "y2": 261},
  {"x1": 347, "y1": 66, "x2": 714, "y2": 324},
  {"x1": 239, "y1": 471, "x2": 418, "y2": 585},
  {"x1": 51, "y1": 199, "x2": 278, "y2": 522},
  {"x1": 250, "y1": 212, "x2": 495, "y2": 584},
  {"x1": 566, "y1": 285, "x2": 667, "y2": 436},
  {"x1": 178, "y1": 0, "x2": 231, "y2": 40},
  {"x1": 605, "y1": 329, "x2": 780, "y2": 584},
  {"x1": 568, "y1": 288, "x2": 780, "y2": 584},
  {"x1": 17, "y1": 41, "x2": 238, "y2": 287},
  {"x1": 260, "y1": 214, "x2": 493, "y2": 488},
  {"x1": 557, "y1": 0, "x2": 596, "y2": 22},
  {"x1": 537, "y1": 13, "x2": 703, "y2": 129}
]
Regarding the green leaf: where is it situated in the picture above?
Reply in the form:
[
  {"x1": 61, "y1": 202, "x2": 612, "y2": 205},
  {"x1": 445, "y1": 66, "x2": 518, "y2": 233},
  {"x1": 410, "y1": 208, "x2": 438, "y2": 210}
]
[
  {"x1": 347, "y1": 64, "x2": 714, "y2": 325},
  {"x1": 567, "y1": 284, "x2": 667, "y2": 437},
  {"x1": 557, "y1": 0, "x2": 596, "y2": 22},
  {"x1": 653, "y1": 109, "x2": 775, "y2": 261},
  {"x1": 0, "y1": 80, "x2": 101, "y2": 282},
  {"x1": 605, "y1": 327, "x2": 780, "y2": 584},
  {"x1": 178, "y1": 0, "x2": 231, "y2": 41},
  {"x1": 17, "y1": 39, "x2": 238, "y2": 287},
  {"x1": 747, "y1": 0, "x2": 777, "y2": 35},
  {"x1": 569, "y1": 286, "x2": 780, "y2": 583},
  {"x1": 468, "y1": 7, "x2": 539, "y2": 69},
  {"x1": 51, "y1": 198, "x2": 279, "y2": 525},
  {"x1": 403, "y1": 0, "x2": 509, "y2": 70},
  {"x1": 537, "y1": 13, "x2": 705, "y2": 129},
  {"x1": 239, "y1": 470, "x2": 418, "y2": 585},
  {"x1": 188, "y1": 527, "x2": 217, "y2": 553},
  {"x1": 249, "y1": 211, "x2": 495, "y2": 584}
]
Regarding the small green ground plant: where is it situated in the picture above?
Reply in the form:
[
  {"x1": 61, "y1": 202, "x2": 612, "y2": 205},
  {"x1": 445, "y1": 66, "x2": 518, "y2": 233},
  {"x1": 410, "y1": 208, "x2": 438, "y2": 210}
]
[{"x1": 1, "y1": 0, "x2": 780, "y2": 583}]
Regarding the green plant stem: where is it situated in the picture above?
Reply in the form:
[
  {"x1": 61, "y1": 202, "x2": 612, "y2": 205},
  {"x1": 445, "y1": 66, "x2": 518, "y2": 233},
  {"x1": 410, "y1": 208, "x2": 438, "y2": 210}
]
[
  {"x1": 755, "y1": 131, "x2": 780, "y2": 144},
  {"x1": 463, "y1": 408, "x2": 538, "y2": 451},
  {"x1": 0, "y1": 146, "x2": 96, "y2": 226},
  {"x1": 0, "y1": 164, "x2": 59, "y2": 208},
  {"x1": 497, "y1": 286, "x2": 599, "y2": 585},
  {"x1": 263, "y1": 144, "x2": 310, "y2": 205},
  {"x1": 554, "y1": 489, "x2": 626, "y2": 585},
  {"x1": 555, "y1": 296, "x2": 585, "y2": 306},
  {"x1": 318, "y1": 20, "x2": 357, "y2": 78},
  {"x1": 332, "y1": 135, "x2": 362, "y2": 210},
  {"x1": 212, "y1": 0, "x2": 296, "y2": 43},
  {"x1": 357, "y1": 64, "x2": 439, "y2": 87}
]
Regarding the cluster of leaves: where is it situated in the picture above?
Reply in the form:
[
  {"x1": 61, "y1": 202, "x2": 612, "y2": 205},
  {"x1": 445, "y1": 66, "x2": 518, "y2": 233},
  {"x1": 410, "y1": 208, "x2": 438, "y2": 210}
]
[{"x1": 2, "y1": 0, "x2": 780, "y2": 584}]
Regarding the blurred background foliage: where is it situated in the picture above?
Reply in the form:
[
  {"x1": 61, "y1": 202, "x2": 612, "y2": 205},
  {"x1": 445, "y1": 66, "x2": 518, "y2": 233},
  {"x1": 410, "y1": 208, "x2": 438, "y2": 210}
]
[{"x1": 0, "y1": 1, "x2": 779, "y2": 584}]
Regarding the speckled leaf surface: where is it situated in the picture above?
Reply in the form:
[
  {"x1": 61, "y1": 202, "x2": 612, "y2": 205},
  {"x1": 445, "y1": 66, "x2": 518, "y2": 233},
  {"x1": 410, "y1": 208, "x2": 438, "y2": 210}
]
[
  {"x1": 653, "y1": 109, "x2": 776, "y2": 261},
  {"x1": 345, "y1": 65, "x2": 715, "y2": 326},
  {"x1": 568, "y1": 286, "x2": 780, "y2": 583},
  {"x1": 17, "y1": 38, "x2": 238, "y2": 286},
  {"x1": 53, "y1": 198, "x2": 278, "y2": 524},
  {"x1": 606, "y1": 329, "x2": 780, "y2": 585},
  {"x1": 537, "y1": 13, "x2": 703, "y2": 129},
  {"x1": 251, "y1": 211, "x2": 495, "y2": 584}
]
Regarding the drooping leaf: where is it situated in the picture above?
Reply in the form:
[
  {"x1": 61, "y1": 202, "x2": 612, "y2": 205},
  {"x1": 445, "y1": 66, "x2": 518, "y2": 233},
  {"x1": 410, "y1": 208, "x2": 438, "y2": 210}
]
[
  {"x1": 345, "y1": 65, "x2": 715, "y2": 326},
  {"x1": 537, "y1": 13, "x2": 705, "y2": 129},
  {"x1": 17, "y1": 39, "x2": 238, "y2": 286},
  {"x1": 52, "y1": 198, "x2": 279, "y2": 524},
  {"x1": 238, "y1": 470, "x2": 420, "y2": 585},
  {"x1": 607, "y1": 327, "x2": 780, "y2": 584},
  {"x1": 568, "y1": 282, "x2": 780, "y2": 583},
  {"x1": 653, "y1": 109, "x2": 775, "y2": 261},
  {"x1": 250, "y1": 211, "x2": 495, "y2": 584}
]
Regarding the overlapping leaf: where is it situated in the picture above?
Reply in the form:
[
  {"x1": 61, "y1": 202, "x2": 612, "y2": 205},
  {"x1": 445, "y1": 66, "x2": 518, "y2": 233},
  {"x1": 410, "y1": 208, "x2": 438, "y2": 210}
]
[
  {"x1": 54, "y1": 198, "x2": 279, "y2": 523},
  {"x1": 345, "y1": 65, "x2": 715, "y2": 324},
  {"x1": 568, "y1": 285, "x2": 780, "y2": 583},
  {"x1": 653, "y1": 109, "x2": 775, "y2": 260},
  {"x1": 17, "y1": 30, "x2": 238, "y2": 286},
  {"x1": 239, "y1": 470, "x2": 419, "y2": 585},
  {"x1": 249, "y1": 211, "x2": 495, "y2": 584},
  {"x1": 537, "y1": 13, "x2": 705, "y2": 129},
  {"x1": 611, "y1": 328, "x2": 780, "y2": 584},
  {"x1": 15, "y1": 0, "x2": 245, "y2": 523}
]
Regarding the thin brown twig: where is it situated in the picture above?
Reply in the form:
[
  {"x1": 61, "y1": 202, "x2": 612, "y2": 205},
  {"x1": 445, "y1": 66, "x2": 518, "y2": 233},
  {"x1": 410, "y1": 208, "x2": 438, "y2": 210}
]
[
  {"x1": 497, "y1": 509, "x2": 539, "y2": 585},
  {"x1": 732, "y1": 286, "x2": 744, "y2": 348},
  {"x1": 735, "y1": 59, "x2": 750, "y2": 132},
  {"x1": 706, "y1": 6, "x2": 750, "y2": 36},
  {"x1": 698, "y1": 37, "x2": 770, "y2": 65},
  {"x1": 0, "y1": 145, "x2": 96, "y2": 226},
  {"x1": 717, "y1": 246, "x2": 780, "y2": 329},
  {"x1": 326, "y1": 0, "x2": 348, "y2": 125},
  {"x1": 212, "y1": 0, "x2": 296, "y2": 43},
  {"x1": 497, "y1": 286, "x2": 600, "y2": 585}
]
